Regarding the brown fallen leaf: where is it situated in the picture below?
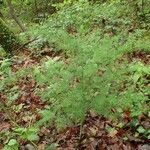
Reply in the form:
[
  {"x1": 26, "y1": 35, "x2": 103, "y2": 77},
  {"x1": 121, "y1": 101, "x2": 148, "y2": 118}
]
[
  {"x1": 138, "y1": 144, "x2": 150, "y2": 150},
  {"x1": 0, "y1": 122, "x2": 10, "y2": 131},
  {"x1": 38, "y1": 144, "x2": 45, "y2": 150},
  {"x1": 126, "y1": 134, "x2": 144, "y2": 143}
]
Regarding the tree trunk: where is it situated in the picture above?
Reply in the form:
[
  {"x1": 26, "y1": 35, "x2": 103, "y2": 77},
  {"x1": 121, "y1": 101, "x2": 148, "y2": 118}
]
[
  {"x1": 0, "y1": 18, "x2": 21, "y2": 54},
  {"x1": 6, "y1": 0, "x2": 26, "y2": 32}
]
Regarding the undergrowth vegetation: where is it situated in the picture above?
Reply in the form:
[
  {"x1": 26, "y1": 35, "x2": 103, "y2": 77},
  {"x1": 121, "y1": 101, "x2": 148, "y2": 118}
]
[
  {"x1": 29, "y1": 0, "x2": 150, "y2": 128},
  {"x1": 0, "y1": 0, "x2": 150, "y2": 149}
]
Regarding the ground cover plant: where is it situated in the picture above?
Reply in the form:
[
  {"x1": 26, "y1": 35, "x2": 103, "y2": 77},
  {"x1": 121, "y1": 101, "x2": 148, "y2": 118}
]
[{"x1": 0, "y1": 0, "x2": 150, "y2": 150}]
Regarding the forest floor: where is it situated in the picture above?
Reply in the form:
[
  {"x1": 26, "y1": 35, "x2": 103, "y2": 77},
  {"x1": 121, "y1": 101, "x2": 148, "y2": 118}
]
[{"x1": 0, "y1": 49, "x2": 150, "y2": 150}]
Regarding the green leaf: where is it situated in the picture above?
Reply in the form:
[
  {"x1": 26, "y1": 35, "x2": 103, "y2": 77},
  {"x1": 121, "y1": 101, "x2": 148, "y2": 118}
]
[
  {"x1": 8, "y1": 139, "x2": 17, "y2": 146},
  {"x1": 137, "y1": 126, "x2": 146, "y2": 133},
  {"x1": 133, "y1": 73, "x2": 141, "y2": 83},
  {"x1": 84, "y1": 62, "x2": 98, "y2": 77},
  {"x1": 14, "y1": 127, "x2": 26, "y2": 133},
  {"x1": 27, "y1": 133, "x2": 39, "y2": 141}
]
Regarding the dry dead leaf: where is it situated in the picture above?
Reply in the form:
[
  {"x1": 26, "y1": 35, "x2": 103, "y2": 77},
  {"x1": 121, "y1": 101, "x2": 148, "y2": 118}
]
[{"x1": 0, "y1": 122, "x2": 10, "y2": 131}]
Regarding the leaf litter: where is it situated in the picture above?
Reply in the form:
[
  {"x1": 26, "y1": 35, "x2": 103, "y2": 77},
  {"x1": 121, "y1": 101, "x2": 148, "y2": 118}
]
[{"x1": 0, "y1": 50, "x2": 150, "y2": 150}]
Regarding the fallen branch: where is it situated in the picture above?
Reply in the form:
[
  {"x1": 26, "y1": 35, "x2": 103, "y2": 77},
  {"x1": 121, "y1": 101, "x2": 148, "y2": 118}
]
[{"x1": 16, "y1": 38, "x2": 39, "y2": 51}]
